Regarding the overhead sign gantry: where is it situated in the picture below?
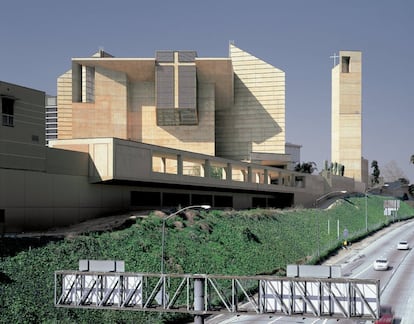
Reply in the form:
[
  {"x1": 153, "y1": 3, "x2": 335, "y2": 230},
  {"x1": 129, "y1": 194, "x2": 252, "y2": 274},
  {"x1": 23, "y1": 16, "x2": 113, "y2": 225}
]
[{"x1": 54, "y1": 266, "x2": 380, "y2": 320}]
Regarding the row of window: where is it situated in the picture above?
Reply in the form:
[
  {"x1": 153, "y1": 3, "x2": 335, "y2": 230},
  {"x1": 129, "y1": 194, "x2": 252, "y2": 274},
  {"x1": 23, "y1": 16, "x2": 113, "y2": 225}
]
[
  {"x1": 45, "y1": 104, "x2": 57, "y2": 144},
  {"x1": 2, "y1": 96, "x2": 58, "y2": 148}
]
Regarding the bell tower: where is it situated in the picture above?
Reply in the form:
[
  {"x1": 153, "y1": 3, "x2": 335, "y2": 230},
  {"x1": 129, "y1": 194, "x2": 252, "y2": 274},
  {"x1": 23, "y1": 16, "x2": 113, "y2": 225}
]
[{"x1": 331, "y1": 51, "x2": 363, "y2": 181}]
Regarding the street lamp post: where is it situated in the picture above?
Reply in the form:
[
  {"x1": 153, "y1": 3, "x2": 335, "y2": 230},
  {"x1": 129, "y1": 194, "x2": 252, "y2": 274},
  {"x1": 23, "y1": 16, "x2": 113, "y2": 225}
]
[
  {"x1": 160, "y1": 205, "x2": 211, "y2": 275},
  {"x1": 365, "y1": 191, "x2": 368, "y2": 232},
  {"x1": 160, "y1": 205, "x2": 210, "y2": 309},
  {"x1": 314, "y1": 190, "x2": 347, "y2": 257}
]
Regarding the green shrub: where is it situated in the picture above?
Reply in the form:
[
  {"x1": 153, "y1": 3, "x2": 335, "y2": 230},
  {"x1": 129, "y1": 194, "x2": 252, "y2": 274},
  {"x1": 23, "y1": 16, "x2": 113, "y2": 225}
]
[{"x1": 1, "y1": 196, "x2": 413, "y2": 322}]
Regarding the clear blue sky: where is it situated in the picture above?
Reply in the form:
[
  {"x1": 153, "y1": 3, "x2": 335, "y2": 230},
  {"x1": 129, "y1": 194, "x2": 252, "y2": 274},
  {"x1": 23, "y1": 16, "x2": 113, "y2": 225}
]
[{"x1": 1, "y1": 0, "x2": 413, "y2": 183}]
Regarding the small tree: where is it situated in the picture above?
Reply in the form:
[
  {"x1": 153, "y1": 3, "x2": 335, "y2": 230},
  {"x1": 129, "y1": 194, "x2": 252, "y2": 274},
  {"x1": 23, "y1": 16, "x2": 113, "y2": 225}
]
[
  {"x1": 294, "y1": 162, "x2": 317, "y2": 174},
  {"x1": 399, "y1": 177, "x2": 409, "y2": 185},
  {"x1": 371, "y1": 160, "x2": 380, "y2": 184}
]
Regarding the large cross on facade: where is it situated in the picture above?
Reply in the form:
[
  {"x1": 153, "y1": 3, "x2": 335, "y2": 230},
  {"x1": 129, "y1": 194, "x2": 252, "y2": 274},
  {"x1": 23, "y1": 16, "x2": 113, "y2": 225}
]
[
  {"x1": 157, "y1": 51, "x2": 196, "y2": 109},
  {"x1": 155, "y1": 50, "x2": 198, "y2": 125}
]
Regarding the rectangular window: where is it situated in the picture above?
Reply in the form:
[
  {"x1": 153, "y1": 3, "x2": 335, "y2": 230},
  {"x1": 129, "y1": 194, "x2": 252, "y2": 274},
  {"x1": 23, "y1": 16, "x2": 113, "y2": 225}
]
[
  {"x1": 131, "y1": 191, "x2": 161, "y2": 207},
  {"x1": 82, "y1": 65, "x2": 95, "y2": 103},
  {"x1": 192, "y1": 194, "x2": 213, "y2": 206},
  {"x1": 342, "y1": 56, "x2": 350, "y2": 73},
  {"x1": 214, "y1": 195, "x2": 233, "y2": 208},
  {"x1": 2, "y1": 97, "x2": 14, "y2": 127}
]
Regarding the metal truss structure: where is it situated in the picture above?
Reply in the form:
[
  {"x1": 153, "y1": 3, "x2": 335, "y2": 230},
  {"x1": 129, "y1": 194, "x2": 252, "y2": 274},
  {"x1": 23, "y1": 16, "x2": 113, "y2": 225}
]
[{"x1": 54, "y1": 271, "x2": 380, "y2": 320}]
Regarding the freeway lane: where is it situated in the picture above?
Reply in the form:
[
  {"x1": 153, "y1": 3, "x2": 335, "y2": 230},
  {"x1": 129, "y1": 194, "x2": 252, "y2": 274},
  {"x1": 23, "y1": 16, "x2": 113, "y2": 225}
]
[
  {"x1": 361, "y1": 220, "x2": 414, "y2": 323},
  {"x1": 204, "y1": 219, "x2": 414, "y2": 324},
  {"x1": 338, "y1": 219, "x2": 414, "y2": 323},
  {"x1": 381, "y1": 246, "x2": 414, "y2": 322}
]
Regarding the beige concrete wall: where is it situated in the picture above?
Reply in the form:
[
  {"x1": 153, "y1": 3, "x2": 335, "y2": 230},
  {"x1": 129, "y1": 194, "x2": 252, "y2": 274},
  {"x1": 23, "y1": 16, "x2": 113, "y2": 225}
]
[
  {"x1": 331, "y1": 65, "x2": 340, "y2": 161},
  {"x1": 2, "y1": 135, "x2": 363, "y2": 231},
  {"x1": 293, "y1": 174, "x2": 327, "y2": 207},
  {"x1": 196, "y1": 58, "x2": 234, "y2": 111},
  {"x1": 57, "y1": 49, "x2": 284, "y2": 162},
  {"x1": 127, "y1": 81, "x2": 154, "y2": 140},
  {"x1": 46, "y1": 147, "x2": 89, "y2": 176},
  {"x1": 331, "y1": 51, "x2": 363, "y2": 182},
  {"x1": 0, "y1": 167, "x2": 131, "y2": 232},
  {"x1": 114, "y1": 140, "x2": 152, "y2": 180},
  {"x1": 216, "y1": 44, "x2": 285, "y2": 161},
  {"x1": 58, "y1": 57, "x2": 217, "y2": 156},
  {"x1": 2, "y1": 164, "x2": 350, "y2": 232},
  {"x1": 57, "y1": 70, "x2": 73, "y2": 139},
  {"x1": 140, "y1": 83, "x2": 215, "y2": 155},
  {"x1": 57, "y1": 48, "x2": 285, "y2": 163},
  {"x1": 50, "y1": 138, "x2": 115, "y2": 182},
  {"x1": 52, "y1": 137, "x2": 364, "y2": 200},
  {"x1": 71, "y1": 67, "x2": 128, "y2": 138}
]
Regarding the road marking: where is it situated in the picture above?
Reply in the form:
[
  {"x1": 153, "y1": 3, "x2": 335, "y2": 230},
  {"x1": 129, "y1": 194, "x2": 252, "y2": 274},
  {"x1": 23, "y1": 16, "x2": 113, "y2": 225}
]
[
  {"x1": 352, "y1": 262, "x2": 372, "y2": 277},
  {"x1": 381, "y1": 246, "x2": 413, "y2": 295},
  {"x1": 268, "y1": 316, "x2": 283, "y2": 323}
]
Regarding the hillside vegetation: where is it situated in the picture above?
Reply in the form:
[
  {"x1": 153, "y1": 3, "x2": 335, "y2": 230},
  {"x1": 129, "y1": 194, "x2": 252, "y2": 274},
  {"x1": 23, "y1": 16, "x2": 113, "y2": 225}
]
[{"x1": 1, "y1": 195, "x2": 414, "y2": 323}]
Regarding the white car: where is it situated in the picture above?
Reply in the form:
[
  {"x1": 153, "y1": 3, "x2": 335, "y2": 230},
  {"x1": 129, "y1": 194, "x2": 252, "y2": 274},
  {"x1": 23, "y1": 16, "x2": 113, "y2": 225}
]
[
  {"x1": 397, "y1": 241, "x2": 409, "y2": 250},
  {"x1": 373, "y1": 257, "x2": 389, "y2": 271}
]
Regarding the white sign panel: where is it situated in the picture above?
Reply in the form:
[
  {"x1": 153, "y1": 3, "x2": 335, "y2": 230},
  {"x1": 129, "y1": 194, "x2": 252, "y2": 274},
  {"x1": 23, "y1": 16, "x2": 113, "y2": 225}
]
[
  {"x1": 61, "y1": 273, "x2": 142, "y2": 307},
  {"x1": 261, "y1": 278, "x2": 379, "y2": 318}
]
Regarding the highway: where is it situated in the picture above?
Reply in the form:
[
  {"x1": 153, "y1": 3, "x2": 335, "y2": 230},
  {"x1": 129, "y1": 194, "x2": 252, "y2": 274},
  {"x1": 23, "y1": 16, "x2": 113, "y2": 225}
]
[{"x1": 204, "y1": 219, "x2": 414, "y2": 324}]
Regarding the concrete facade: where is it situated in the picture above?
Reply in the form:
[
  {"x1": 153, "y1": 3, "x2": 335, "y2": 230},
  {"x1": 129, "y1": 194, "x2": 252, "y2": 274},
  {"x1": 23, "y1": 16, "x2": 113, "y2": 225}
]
[
  {"x1": 1, "y1": 77, "x2": 301, "y2": 232},
  {"x1": 216, "y1": 45, "x2": 286, "y2": 163},
  {"x1": 331, "y1": 51, "x2": 365, "y2": 183},
  {"x1": 0, "y1": 45, "x2": 364, "y2": 233},
  {"x1": 0, "y1": 81, "x2": 46, "y2": 171},
  {"x1": 2, "y1": 132, "x2": 307, "y2": 232},
  {"x1": 57, "y1": 45, "x2": 287, "y2": 167},
  {"x1": 285, "y1": 143, "x2": 302, "y2": 170}
]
